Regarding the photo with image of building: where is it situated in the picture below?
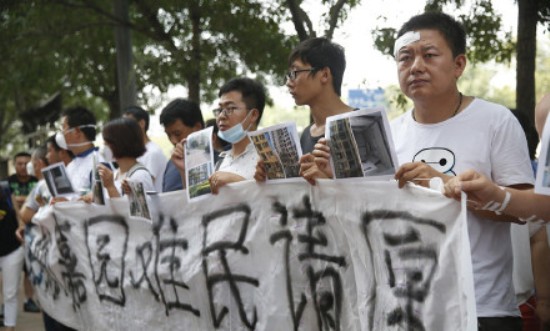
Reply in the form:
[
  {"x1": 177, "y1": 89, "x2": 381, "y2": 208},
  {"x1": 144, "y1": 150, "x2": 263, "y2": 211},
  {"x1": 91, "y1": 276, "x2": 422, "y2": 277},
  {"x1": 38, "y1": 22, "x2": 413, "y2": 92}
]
[
  {"x1": 329, "y1": 112, "x2": 395, "y2": 178},
  {"x1": 272, "y1": 127, "x2": 300, "y2": 178},
  {"x1": 251, "y1": 134, "x2": 285, "y2": 179}
]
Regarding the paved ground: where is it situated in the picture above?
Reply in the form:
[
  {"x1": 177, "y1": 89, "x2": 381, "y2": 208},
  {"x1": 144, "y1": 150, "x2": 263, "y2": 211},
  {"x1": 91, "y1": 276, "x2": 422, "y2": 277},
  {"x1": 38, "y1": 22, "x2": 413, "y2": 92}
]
[
  {"x1": 14, "y1": 305, "x2": 44, "y2": 331},
  {"x1": 2, "y1": 280, "x2": 45, "y2": 331}
]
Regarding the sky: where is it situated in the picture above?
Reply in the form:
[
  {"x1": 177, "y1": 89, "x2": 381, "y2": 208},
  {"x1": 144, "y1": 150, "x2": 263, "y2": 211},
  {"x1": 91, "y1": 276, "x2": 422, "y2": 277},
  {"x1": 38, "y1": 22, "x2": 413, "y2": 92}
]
[
  {"x1": 268, "y1": 0, "x2": 519, "y2": 108},
  {"x1": 149, "y1": 0, "x2": 520, "y2": 137}
]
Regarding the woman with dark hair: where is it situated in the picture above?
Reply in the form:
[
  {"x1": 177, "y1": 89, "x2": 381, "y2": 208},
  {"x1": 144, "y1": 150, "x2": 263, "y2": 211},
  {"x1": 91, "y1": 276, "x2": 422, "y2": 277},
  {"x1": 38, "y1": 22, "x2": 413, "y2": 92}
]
[{"x1": 96, "y1": 118, "x2": 154, "y2": 198}]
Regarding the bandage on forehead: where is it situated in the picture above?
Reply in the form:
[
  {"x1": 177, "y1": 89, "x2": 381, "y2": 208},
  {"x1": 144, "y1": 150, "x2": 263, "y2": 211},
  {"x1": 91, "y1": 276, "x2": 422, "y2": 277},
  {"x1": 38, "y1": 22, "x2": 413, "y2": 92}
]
[{"x1": 394, "y1": 31, "x2": 420, "y2": 58}]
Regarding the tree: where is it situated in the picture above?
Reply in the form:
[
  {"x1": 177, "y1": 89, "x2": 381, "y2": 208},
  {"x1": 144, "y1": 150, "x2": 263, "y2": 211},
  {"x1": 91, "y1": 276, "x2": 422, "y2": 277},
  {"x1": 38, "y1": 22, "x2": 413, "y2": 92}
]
[
  {"x1": 0, "y1": 0, "x2": 297, "y2": 154},
  {"x1": 283, "y1": 0, "x2": 362, "y2": 40},
  {"x1": 372, "y1": 0, "x2": 550, "y2": 126},
  {"x1": 64, "y1": 0, "x2": 295, "y2": 103},
  {"x1": 516, "y1": 0, "x2": 550, "y2": 126}
]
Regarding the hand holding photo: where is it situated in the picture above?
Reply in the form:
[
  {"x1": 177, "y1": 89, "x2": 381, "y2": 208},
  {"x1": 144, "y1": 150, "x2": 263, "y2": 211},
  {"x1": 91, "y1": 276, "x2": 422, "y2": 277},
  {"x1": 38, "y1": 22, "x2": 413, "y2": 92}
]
[
  {"x1": 325, "y1": 108, "x2": 398, "y2": 180},
  {"x1": 184, "y1": 127, "x2": 215, "y2": 201},
  {"x1": 41, "y1": 162, "x2": 75, "y2": 197},
  {"x1": 248, "y1": 122, "x2": 302, "y2": 181}
]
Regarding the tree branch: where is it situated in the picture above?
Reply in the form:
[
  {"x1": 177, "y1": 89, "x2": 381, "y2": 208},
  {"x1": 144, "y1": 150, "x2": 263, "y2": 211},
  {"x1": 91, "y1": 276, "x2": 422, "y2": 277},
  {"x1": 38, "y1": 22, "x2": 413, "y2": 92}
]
[
  {"x1": 285, "y1": 0, "x2": 312, "y2": 41},
  {"x1": 325, "y1": 0, "x2": 348, "y2": 40},
  {"x1": 53, "y1": 0, "x2": 158, "y2": 41}
]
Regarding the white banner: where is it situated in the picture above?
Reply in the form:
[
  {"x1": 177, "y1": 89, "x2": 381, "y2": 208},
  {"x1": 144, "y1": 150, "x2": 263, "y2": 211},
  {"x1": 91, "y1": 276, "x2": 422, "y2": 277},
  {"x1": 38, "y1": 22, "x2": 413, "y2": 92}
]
[{"x1": 26, "y1": 180, "x2": 476, "y2": 331}]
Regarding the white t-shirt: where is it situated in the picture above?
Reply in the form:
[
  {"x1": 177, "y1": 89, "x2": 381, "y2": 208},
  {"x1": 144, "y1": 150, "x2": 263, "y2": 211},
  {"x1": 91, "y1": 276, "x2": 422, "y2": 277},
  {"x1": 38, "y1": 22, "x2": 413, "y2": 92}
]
[
  {"x1": 391, "y1": 98, "x2": 534, "y2": 317},
  {"x1": 66, "y1": 148, "x2": 104, "y2": 194},
  {"x1": 23, "y1": 179, "x2": 50, "y2": 212},
  {"x1": 138, "y1": 141, "x2": 167, "y2": 192},
  {"x1": 217, "y1": 142, "x2": 258, "y2": 180},
  {"x1": 113, "y1": 163, "x2": 155, "y2": 195}
]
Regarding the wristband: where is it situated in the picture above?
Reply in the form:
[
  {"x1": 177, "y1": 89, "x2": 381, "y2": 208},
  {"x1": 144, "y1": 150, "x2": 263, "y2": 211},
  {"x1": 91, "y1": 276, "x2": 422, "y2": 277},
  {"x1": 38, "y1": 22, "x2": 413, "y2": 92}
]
[
  {"x1": 494, "y1": 187, "x2": 511, "y2": 215},
  {"x1": 480, "y1": 186, "x2": 511, "y2": 215}
]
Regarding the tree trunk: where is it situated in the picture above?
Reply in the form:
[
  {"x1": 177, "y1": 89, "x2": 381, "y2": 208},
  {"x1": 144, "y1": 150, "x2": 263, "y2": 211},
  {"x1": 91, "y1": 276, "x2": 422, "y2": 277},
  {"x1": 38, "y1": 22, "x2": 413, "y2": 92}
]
[
  {"x1": 285, "y1": 0, "x2": 311, "y2": 41},
  {"x1": 114, "y1": 0, "x2": 136, "y2": 114},
  {"x1": 187, "y1": 2, "x2": 202, "y2": 104},
  {"x1": 106, "y1": 91, "x2": 121, "y2": 121},
  {"x1": 107, "y1": 67, "x2": 121, "y2": 120},
  {"x1": 516, "y1": 0, "x2": 537, "y2": 127}
]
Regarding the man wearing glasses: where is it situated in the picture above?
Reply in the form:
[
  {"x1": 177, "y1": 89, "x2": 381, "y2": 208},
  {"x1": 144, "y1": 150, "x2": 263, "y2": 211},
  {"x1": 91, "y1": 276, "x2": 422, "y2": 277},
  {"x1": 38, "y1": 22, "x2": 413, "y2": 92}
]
[
  {"x1": 208, "y1": 77, "x2": 266, "y2": 194},
  {"x1": 254, "y1": 37, "x2": 353, "y2": 184}
]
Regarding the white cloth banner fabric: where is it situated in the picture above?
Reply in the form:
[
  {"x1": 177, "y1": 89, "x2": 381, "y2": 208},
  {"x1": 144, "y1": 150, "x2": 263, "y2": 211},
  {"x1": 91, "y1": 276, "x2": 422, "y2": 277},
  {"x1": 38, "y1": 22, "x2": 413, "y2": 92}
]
[{"x1": 26, "y1": 180, "x2": 476, "y2": 331}]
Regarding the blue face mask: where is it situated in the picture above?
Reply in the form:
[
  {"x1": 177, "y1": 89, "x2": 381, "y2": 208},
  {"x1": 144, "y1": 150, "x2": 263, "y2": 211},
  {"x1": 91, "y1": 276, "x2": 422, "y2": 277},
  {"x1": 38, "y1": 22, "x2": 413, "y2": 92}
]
[{"x1": 217, "y1": 110, "x2": 254, "y2": 144}]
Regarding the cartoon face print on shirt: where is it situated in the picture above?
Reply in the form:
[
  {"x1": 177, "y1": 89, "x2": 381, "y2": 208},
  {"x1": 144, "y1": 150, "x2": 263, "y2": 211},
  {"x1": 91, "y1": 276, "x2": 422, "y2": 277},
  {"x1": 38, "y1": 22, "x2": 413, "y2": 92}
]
[{"x1": 413, "y1": 147, "x2": 456, "y2": 175}]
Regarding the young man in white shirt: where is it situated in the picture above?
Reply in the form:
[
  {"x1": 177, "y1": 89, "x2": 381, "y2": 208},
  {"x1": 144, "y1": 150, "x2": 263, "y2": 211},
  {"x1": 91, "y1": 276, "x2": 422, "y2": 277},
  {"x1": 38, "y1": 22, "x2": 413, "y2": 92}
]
[{"x1": 208, "y1": 78, "x2": 266, "y2": 194}]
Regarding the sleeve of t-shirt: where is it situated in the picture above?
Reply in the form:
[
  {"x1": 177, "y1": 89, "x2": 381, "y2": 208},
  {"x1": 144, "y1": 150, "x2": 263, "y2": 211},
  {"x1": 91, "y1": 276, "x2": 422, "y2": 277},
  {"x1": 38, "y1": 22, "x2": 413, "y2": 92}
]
[
  {"x1": 490, "y1": 112, "x2": 535, "y2": 187},
  {"x1": 129, "y1": 169, "x2": 155, "y2": 193},
  {"x1": 23, "y1": 185, "x2": 40, "y2": 212},
  {"x1": 149, "y1": 149, "x2": 168, "y2": 177}
]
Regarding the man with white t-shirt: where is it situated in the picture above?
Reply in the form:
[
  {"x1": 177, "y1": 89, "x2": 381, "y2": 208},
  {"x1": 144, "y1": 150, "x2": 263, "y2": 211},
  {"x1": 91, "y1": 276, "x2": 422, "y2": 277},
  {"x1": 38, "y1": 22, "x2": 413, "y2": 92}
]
[
  {"x1": 391, "y1": 12, "x2": 534, "y2": 331},
  {"x1": 123, "y1": 106, "x2": 167, "y2": 192}
]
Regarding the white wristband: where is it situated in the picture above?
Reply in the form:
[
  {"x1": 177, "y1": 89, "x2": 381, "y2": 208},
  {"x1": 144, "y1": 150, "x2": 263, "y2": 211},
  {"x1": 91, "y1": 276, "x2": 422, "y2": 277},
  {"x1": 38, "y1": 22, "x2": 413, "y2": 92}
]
[{"x1": 494, "y1": 187, "x2": 511, "y2": 215}]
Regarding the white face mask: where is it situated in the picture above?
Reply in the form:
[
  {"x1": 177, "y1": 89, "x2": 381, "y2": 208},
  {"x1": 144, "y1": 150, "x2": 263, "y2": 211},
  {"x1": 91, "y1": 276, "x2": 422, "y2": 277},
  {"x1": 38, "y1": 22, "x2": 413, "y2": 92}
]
[
  {"x1": 55, "y1": 124, "x2": 96, "y2": 150},
  {"x1": 217, "y1": 110, "x2": 254, "y2": 144},
  {"x1": 26, "y1": 162, "x2": 34, "y2": 177}
]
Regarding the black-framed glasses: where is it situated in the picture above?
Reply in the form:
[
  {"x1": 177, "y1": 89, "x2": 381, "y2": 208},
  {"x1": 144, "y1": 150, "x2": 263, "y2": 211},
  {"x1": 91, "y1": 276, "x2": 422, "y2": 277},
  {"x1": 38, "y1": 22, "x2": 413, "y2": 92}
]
[
  {"x1": 213, "y1": 106, "x2": 244, "y2": 117},
  {"x1": 285, "y1": 68, "x2": 317, "y2": 81}
]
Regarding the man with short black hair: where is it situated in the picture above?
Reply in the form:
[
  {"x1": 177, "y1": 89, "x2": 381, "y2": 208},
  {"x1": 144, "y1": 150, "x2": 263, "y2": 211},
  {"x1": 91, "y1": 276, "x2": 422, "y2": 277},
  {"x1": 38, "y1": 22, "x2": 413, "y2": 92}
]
[
  {"x1": 391, "y1": 12, "x2": 533, "y2": 331},
  {"x1": 56, "y1": 106, "x2": 102, "y2": 194},
  {"x1": 7, "y1": 152, "x2": 37, "y2": 214},
  {"x1": 254, "y1": 37, "x2": 353, "y2": 184},
  {"x1": 159, "y1": 98, "x2": 204, "y2": 192},
  {"x1": 208, "y1": 77, "x2": 266, "y2": 194},
  {"x1": 6, "y1": 151, "x2": 39, "y2": 315},
  {"x1": 46, "y1": 134, "x2": 74, "y2": 167}
]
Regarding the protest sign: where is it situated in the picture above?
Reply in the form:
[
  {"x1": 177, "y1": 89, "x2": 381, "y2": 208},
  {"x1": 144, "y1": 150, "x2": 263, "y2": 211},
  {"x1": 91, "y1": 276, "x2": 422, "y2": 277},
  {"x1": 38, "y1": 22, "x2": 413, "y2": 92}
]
[{"x1": 27, "y1": 180, "x2": 475, "y2": 330}]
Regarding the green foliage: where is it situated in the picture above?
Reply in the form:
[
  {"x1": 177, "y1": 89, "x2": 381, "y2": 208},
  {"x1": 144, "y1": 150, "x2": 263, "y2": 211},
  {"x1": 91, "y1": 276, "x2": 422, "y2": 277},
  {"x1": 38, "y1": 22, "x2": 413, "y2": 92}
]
[
  {"x1": 538, "y1": 0, "x2": 550, "y2": 32},
  {"x1": 0, "y1": 0, "x2": 297, "y2": 156},
  {"x1": 282, "y1": 0, "x2": 362, "y2": 40},
  {"x1": 130, "y1": 0, "x2": 295, "y2": 101},
  {"x1": 536, "y1": 41, "x2": 550, "y2": 101},
  {"x1": 372, "y1": 28, "x2": 396, "y2": 57},
  {"x1": 372, "y1": 0, "x2": 515, "y2": 64},
  {"x1": 456, "y1": 0, "x2": 515, "y2": 63}
]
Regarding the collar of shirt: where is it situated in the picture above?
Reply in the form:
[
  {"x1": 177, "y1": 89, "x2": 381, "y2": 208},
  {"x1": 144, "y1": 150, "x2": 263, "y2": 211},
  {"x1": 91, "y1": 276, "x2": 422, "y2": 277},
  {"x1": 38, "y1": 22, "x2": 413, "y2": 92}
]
[
  {"x1": 75, "y1": 146, "x2": 98, "y2": 158},
  {"x1": 219, "y1": 142, "x2": 255, "y2": 162}
]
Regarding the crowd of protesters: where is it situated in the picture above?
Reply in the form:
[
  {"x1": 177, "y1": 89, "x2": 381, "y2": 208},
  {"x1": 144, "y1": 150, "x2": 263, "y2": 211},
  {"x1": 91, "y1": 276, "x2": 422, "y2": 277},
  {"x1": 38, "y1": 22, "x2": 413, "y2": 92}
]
[{"x1": 0, "y1": 11, "x2": 548, "y2": 331}]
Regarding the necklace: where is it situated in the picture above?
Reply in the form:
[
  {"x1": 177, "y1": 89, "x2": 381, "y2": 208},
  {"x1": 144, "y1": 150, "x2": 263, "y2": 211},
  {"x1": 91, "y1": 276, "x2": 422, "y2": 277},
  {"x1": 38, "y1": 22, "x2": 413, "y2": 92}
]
[{"x1": 412, "y1": 92, "x2": 463, "y2": 122}]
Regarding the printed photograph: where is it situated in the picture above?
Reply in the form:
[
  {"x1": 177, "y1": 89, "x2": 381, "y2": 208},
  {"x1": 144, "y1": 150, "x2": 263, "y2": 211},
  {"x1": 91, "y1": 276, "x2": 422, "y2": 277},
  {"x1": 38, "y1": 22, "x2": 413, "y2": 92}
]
[
  {"x1": 92, "y1": 154, "x2": 105, "y2": 205},
  {"x1": 326, "y1": 109, "x2": 397, "y2": 179},
  {"x1": 128, "y1": 181, "x2": 151, "y2": 220},
  {"x1": 185, "y1": 127, "x2": 215, "y2": 200},
  {"x1": 41, "y1": 162, "x2": 75, "y2": 197},
  {"x1": 248, "y1": 122, "x2": 302, "y2": 180}
]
